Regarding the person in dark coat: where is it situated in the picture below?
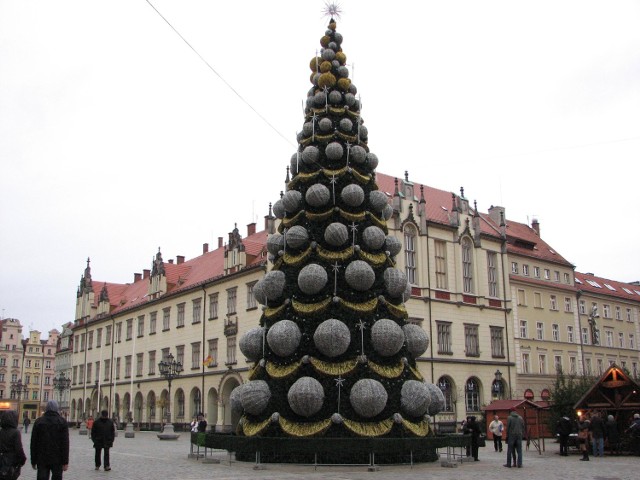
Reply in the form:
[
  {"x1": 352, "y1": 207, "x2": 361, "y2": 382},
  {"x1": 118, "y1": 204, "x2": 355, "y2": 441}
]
[
  {"x1": 463, "y1": 415, "x2": 482, "y2": 461},
  {"x1": 196, "y1": 414, "x2": 207, "y2": 433},
  {"x1": 91, "y1": 410, "x2": 115, "y2": 471},
  {"x1": 0, "y1": 410, "x2": 27, "y2": 480},
  {"x1": 556, "y1": 416, "x2": 573, "y2": 456},
  {"x1": 604, "y1": 415, "x2": 620, "y2": 455},
  {"x1": 589, "y1": 412, "x2": 605, "y2": 457},
  {"x1": 30, "y1": 400, "x2": 69, "y2": 480}
]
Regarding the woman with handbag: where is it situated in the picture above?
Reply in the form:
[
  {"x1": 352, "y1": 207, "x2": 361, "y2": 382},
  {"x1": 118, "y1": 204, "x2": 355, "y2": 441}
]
[
  {"x1": 0, "y1": 410, "x2": 27, "y2": 480},
  {"x1": 577, "y1": 418, "x2": 591, "y2": 461}
]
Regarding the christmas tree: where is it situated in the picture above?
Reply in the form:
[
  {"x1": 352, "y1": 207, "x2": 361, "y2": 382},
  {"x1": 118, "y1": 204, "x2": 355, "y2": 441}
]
[{"x1": 234, "y1": 13, "x2": 444, "y2": 441}]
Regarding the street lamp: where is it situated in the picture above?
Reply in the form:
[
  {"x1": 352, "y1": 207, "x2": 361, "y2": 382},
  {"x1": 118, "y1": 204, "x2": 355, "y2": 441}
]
[
  {"x1": 53, "y1": 372, "x2": 72, "y2": 418},
  {"x1": 492, "y1": 369, "x2": 504, "y2": 399},
  {"x1": 158, "y1": 353, "x2": 182, "y2": 437},
  {"x1": 10, "y1": 379, "x2": 29, "y2": 422}
]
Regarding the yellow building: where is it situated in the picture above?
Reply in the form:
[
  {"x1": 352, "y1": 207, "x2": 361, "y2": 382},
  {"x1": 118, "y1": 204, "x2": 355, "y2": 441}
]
[
  {"x1": 22, "y1": 329, "x2": 59, "y2": 419},
  {"x1": 0, "y1": 318, "x2": 25, "y2": 414}
]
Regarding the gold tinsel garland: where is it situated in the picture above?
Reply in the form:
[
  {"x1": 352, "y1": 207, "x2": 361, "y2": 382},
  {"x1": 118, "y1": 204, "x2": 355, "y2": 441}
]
[
  {"x1": 343, "y1": 418, "x2": 394, "y2": 437},
  {"x1": 309, "y1": 357, "x2": 358, "y2": 376},
  {"x1": 247, "y1": 363, "x2": 261, "y2": 380},
  {"x1": 383, "y1": 300, "x2": 408, "y2": 318},
  {"x1": 367, "y1": 213, "x2": 388, "y2": 229},
  {"x1": 282, "y1": 247, "x2": 313, "y2": 266},
  {"x1": 264, "y1": 304, "x2": 286, "y2": 319},
  {"x1": 279, "y1": 417, "x2": 332, "y2": 437},
  {"x1": 242, "y1": 417, "x2": 271, "y2": 437},
  {"x1": 306, "y1": 209, "x2": 334, "y2": 222},
  {"x1": 409, "y1": 364, "x2": 424, "y2": 381},
  {"x1": 317, "y1": 245, "x2": 354, "y2": 262},
  {"x1": 336, "y1": 131, "x2": 358, "y2": 143},
  {"x1": 340, "y1": 210, "x2": 367, "y2": 222},
  {"x1": 350, "y1": 168, "x2": 372, "y2": 185},
  {"x1": 292, "y1": 297, "x2": 332, "y2": 315},
  {"x1": 401, "y1": 418, "x2": 430, "y2": 437},
  {"x1": 266, "y1": 360, "x2": 302, "y2": 379},
  {"x1": 281, "y1": 210, "x2": 305, "y2": 229},
  {"x1": 357, "y1": 249, "x2": 389, "y2": 266},
  {"x1": 339, "y1": 297, "x2": 378, "y2": 314},
  {"x1": 368, "y1": 360, "x2": 405, "y2": 379}
]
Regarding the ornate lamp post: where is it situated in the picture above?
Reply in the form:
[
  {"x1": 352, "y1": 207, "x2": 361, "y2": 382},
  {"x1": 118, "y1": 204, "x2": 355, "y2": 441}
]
[
  {"x1": 52, "y1": 372, "x2": 72, "y2": 418},
  {"x1": 492, "y1": 369, "x2": 504, "y2": 400},
  {"x1": 157, "y1": 353, "x2": 182, "y2": 439},
  {"x1": 10, "y1": 379, "x2": 29, "y2": 423}
]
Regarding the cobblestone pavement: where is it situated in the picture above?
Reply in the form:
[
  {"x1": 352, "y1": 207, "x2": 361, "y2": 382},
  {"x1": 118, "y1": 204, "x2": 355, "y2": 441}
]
[{"x1": 20, "y1": 429, "x2": 639, "y2": 480}]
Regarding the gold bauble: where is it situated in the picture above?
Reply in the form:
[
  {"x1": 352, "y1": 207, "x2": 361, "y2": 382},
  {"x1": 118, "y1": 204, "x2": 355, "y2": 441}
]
[
  {"x1": 318, "y1": 72, "x2": 337, "y2": 88},
  {"x1": 309, "y1": 56, "x2": 322, "y2": 72},
  {"x1": 320, "y1": 61, "x2": 332, "y2": 73},
  {"x1": 335, "y1": 51, "x2": 346, "y2": 64},
  {"x1": 320, "y1": 35, "x2": 331, "y2": 48},
  {"x1": 337, "y1": 77, "x2": 351, "y2": 92}
]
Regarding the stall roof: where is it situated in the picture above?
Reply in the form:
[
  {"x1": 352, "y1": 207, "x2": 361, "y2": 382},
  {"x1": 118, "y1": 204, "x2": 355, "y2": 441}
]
[
  {"x1": 482, "y1": 399, "x2": 544, "y2": 411},
  {"x1": 574, "y1": 364, "x2": 640, "y2": 412}
]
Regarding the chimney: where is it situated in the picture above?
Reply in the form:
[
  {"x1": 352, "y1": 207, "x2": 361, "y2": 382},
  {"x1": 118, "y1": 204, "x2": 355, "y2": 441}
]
[
  {"x1": 176, "y1": 255, "x2": 185, "y2": 265},
  {"x1": 247, "y1": 222, "x2": 256, "y2": 237},
  {"x1": 488, "y1": 205, "x2": 505, "y2": 226},
  {"x1": 531, "y1": 217, "x2": 540, "y2": 236},
  {"x1": 143, "y1": 269, "x2": 150, "y2": 279},
  {"x1": 134, "y1": 273, "x2": 142, "y2": 282},
  {"x1": 168, "y1": 259, "x2": 174, "y2": 264},
  {"x1": 203, "y1": 243, "x2": 209, "y2": 254},
  {"x1": 218, "y1": 236, "x2": 223, "y2": 248}
]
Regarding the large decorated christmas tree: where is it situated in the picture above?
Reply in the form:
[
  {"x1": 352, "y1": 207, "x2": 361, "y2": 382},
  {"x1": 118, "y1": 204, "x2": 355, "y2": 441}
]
[{"x1": 234, "y1": 11, "x2": 444, "y2": 444}]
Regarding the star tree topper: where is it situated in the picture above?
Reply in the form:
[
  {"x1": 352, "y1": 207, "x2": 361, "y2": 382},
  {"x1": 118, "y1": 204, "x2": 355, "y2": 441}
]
[{"x1": 322, "y1": 1, "x2": 343, "y2": 20}]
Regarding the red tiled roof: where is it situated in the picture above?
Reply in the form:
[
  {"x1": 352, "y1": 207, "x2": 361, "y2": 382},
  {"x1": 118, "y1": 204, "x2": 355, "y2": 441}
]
[
  {"x1": 508, "y1": 274, "x2": 578, "y2": 294},
  {"x1": 575, "y1": 271, "x2": 640, "y2": 303}
]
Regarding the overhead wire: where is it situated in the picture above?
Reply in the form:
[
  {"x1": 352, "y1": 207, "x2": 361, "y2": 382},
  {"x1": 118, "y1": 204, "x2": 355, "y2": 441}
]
[{"x1": 144, "y1": 0, "x2": 295, "y2": 148}]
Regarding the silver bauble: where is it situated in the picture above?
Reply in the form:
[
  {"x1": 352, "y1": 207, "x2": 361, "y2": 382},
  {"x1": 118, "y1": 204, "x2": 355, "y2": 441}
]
[
  {"x1": 367, "y1": 152, "x2": 379, "y2": 170},
  {"x1": 290, "y1": 153, "x2": 299, "y2": 175},
  {"x1": 362, "y1": 226, "x2": 386, "y2": 250},
  {"x1": 339, "y1": 118, "x2": 353, "y2": 132},
  {"x1": 286, "y1": 225, "x2": 309, "y2": 249},
  {"x1": 324, "y1": 222, "x2": 349, "y2": 247},
  {"x1": 371, "y1": 319, "x2": 404, "y2": 357},
  {"x1": 240, "y1": 380, "x2": 271, "y2": 415},
  {"x1": 239, "y1": 327, "x2": 265, "y2": 362},
  {"x1": 303, "y1": 122, "x2": 313, "y2": 136},
  {"x1": 337, "y1": 66, "x2": 349, "y2": 78},
  {"x1": 349, "y1": 379, "x2": 388, "y2": 418},
  {"x1": 267, "y1": 319, "x2": 301, "y2": 357},
  {"x1": 381, "y1": 204, "x2": 393, "y2": 220},
  {"x1": 329, "y1": 90, "x2": 342, "y2": 104},
  {"x1": 319, "y1": 117, "x2": 333, "y2": 132},
  {"x1": 266, "y1": 234, "x2": 284, "y2": 255},
  {"x1": 401, "y1": 380, "x2": 432, "y2": 417},
  {"x1": 282, "y1": 190, "x2": 302, "y2": 213},
  {"x1": 384, "y1": 268, "x2": 408, "y2": 297},
  {"x1": 253, "y1": 271, "x2": 286, "y2": 304},
  {"x1": 313, "y1": 91, "x2": 326, "y2": 107},
  {"x1": 403, "y1": 324, "x2": 429, "y2": 358},
  {"x1": 325, "y1": 142, "x2": 344, "y2": 161},
  {"x1": 345, "y1": 93, "x2": 356, "y2": 107},
  {"x1": 344, "y1": 260, "x2": 375, "y2": 291},
  {"x1": 369, "y1": 190, "x2": 388, "y2": 212},
  {"x1": 305, "y1": 183, "x2": 330, "y2": 208},
  {"x1": 340, "y1": 184, "x2": 365, "y2": 207},
  {"x1": 350, "y1": 145, "x2": 367, "y2": 164},
  {"x1": 302, "y1": 145, "x2": 320, "y2": 165},
  {"x1": 402, "y1": 281, "x2": 412, "y2": 302},
  {"x1": 298, "y1": 263, "x2": 328, "y2": 295},
  {"x1": 272, "y1": 199, "x2": 285, "y2": 219},
  {"x1": 287, "y1": 377, "x2": 325, "y2": 417},
  {"x1": 426, "y1": 383, "x2": 446, "y2": 415},
  {"x1": 313, "y1": 319, "x2": 351, "y2": 357},
  {"x1": 321, "y1": 49, "x2": 336, "y2": 61},
  {"x1": 384, "y1": 236, "x2": 402, "y2": 257},
  {"x1": 230, "y1": 384, "x2": 245, "y2": 415}
]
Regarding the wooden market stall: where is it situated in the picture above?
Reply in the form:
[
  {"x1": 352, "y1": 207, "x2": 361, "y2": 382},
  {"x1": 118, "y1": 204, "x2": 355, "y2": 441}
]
[{"x1": 482, "y1": 399, "x2": 549, "y2": 454}]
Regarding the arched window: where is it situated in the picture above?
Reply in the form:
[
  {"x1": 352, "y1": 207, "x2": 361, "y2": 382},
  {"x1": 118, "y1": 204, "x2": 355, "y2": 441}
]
[
  {"x1": 437, "y1": 376, "x2": 455, "y2": 413},
  {"x1": 404, "y1": 225, "x2": 417, "y2": 284},
  {"x1": 462, "y1": 238, "x2": 474, "y2": 293},
  {"x1": 465, "y1": 377, "x2": 480, "y2": 412},
  {"x1": 193, "y1": 389, "x2": 202, "y2": 416}
]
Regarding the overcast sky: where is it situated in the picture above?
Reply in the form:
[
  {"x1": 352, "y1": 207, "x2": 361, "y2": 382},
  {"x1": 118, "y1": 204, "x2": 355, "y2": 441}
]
[{"x1": 1, "y1": 0, "x2": 639, "y2": 336}]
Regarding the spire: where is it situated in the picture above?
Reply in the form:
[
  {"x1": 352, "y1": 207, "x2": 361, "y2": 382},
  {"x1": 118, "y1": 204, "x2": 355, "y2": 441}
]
[
  {"x1": 151, "y1": 247, "x2": 165, "y2": 277},
  {"x1": 82, "y1": 257, "x2": 93, "y2": 294}
]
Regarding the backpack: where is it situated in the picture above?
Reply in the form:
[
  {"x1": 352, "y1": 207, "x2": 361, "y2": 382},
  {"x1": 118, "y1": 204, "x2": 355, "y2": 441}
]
[{"x1": 0, "y1": 451, "x2": 16, "y2": 480}]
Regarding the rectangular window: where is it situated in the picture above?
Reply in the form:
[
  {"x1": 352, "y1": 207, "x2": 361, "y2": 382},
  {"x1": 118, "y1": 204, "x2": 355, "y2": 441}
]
[
  {"x1": 564, "y1": 297, "x2": 572, "y2": 313},
  {"x1": 630, "y1": 334, "x2": 635, "y2": 350},
  {"x1": 490, "y1": 326, "x2": 504, "y2": 358},
  {"x1": 149, "y1": 311, "x2": 157, "y2": 334},
  {"x1": 520, "y1": 320, "x2": 528, "y2": 339},
  {"x1": 105, "y1": 325, "x2": 112, "y2": 346},
  {"x1": 227, "y1": 288, "x2": 237, "y2": 315},
  {"x1": 115, "y1": 358, "x2": 121, "y2": 380},
  {"x1": 517, "y1": 289, "x2": 526, "y2": 306},
  {"x1": 163, "y1": 307, "x2": 170, "y2": 330},
  {"x1": 72, "y1": 366, "x2": 78, "y2": 384},
  {"x1": 579, "y1": 300, "x2": 586, "y2": 314},
  {"x1": 534, "y1": 292, "x2": 542, "y2": 308},
  {"x1": 86, "y1": 363, "x2": 92, "y2": 383},
  {"x1": 582, "y1": 327, "x2": 590, "y2": 345},
  {"x1": 124, "y1": 318, "x2": 132, "y2": 340},
  {"x1": 136, "y1": 353, "x2": 143, "y2": 377},
  {"x1": 177, "y1": 303, "x2": 185, "y2": 327},
  {"x1": 148, "y1": 351, "x2": 156, "y2": 375},
  {"x1": 434, "y1": 240, "x2": 447, "y2": 289},
  {"x1": 511, "y1": 262, "x2": 518, "y2": 274},
  {"x1": 88, "y1": 331, "x2": 93, "y2": 349},
  {"x1": 137, "y1": 315, "x2": 144, "y2": 337},
  {"x1": 615, "y1": 306, "x2": 621, "y2": 321},
  {"x1": 464, "y1": 324, "x2": 479, "y2": 357},
  {"x1": 176, "y1": 345, "x2": 185, "y2": 366},
  {"x1": 554, "y1": 271, "x2": 560, "y2": 282},
  {"x1": 487, "y1": 252, "x2": 498, "y2": 297},
  {"x1": 80, "y1": 333, "x2": 85, "y2": 351},
  {"x1": 554, "y1": 355, "x2": 562, "y2": 373},
  {"x1": 633, "y1": 362, "x2": 638, "y2": 378},
  {"x1": 597, "y1": 358, "x2": 603, "y2": 375},
  {"x1": 522, "y1": 264, "x2": 529, "y2": 276},
  {"x1": 550, "y1": 295, "x2": 558, "y2": 311},
  {"x1": 536, "y1": 322, "x2": 544, "y2": 340},
  {"x1": 104, "y1": 359, "x2": 110, "y2": 381},
  {"x1": 161, "y1": 348, "x2": 170, "y2": 362},
  {"x1": 627, "y1": 308, "x2": 632, "y2": 322},
  {"x1": 569, "y1": 356, "x2": 577, "y2": 374},
  {"x1": 461, "y1": 239, "x2": 473, "y2": 294},
  {"x1": 208, "y1": 338, "x2": 219, "y2": 367},
  {"x1": 552, "y1": 324, "x2": 559, "y2": 341},
  {"x1": 544, "y1": 269, "x2": 550, "y2": 280},
  {"x1": 605, "y1": 330, "x2": 613, "y2": 347},
  {"x1": 404, "y1": 229, "x2": 417, "y2": 284},
  {"x1": 209, "y1": 293, "x2": 219, "y2": 319},
  {"x1": 521, "y1": 353, "x2": 530, "y2": 374},
  {"x1": 564, "y1": 272, "x2": 570, "y2": 284},
  {"x1": 436, "y1": 321, "x2": 452, "y2": 354},
  {"x1": 124, "y1": 356, "x2": 132, "y2": 378},
  {"x1": 96, "y1": 328, "x2": 102, "y2": 347},
  {"x1": 226, "y1": 336, "x2": 237, "y2": 365},
  {"x1": 247, "y1": 283, "x2": 257, "y2": 310},
  {"x1": 585, "y1": 358, "x2": 592, "y2": 375},
  {"x1": 539, "y1": 354, "x2": 547, "y2": 374},
  {"x1": 191, "y1": 342, "x2": 201, "y2": 370},
  {"x1": 619, "y1": 332, "x2": 624, "y2": 348},
  {"x1": 533, "y1": 266, "x2": 540, "y2": 278},
  {"x1": 603, "y1": 304, "x2": 611, "y2": 318},
  {"x1": 95, "y1": 362, "x2": 100, "y2": 383},
  {"x1": 192, "y1": 298, "x2": 202, "y2": 324}
]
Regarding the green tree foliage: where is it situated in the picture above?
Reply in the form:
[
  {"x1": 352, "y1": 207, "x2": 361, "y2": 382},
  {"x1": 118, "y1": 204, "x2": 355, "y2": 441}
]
[{"x1": 547, "y1": 371, "x2": 594, "y2": 431}]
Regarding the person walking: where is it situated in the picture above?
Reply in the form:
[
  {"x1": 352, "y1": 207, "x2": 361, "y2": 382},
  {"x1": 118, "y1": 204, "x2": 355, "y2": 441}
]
[
  {"x1": 489, "y1": 414, "x2": 504, "y2": 452},
  {"x1": 604, "y1": 415, "x2": 620, "y2": 455},
  {"x1": 577, "y1": 417, "x2": 591, "y2": 461},
  {"x1": 91, "y1": 410, "x2": 115, "y2": 471},
  {"x1": 589, "y1": 412, "x2": 605, "y2": 457},
  {"x1": 463, "y1": 416, "x2": 482, "y2": 461},
  {"x1": 556, "y1": 416, "x2": 573, "y2": 456},
  {"x1": 22, "y1": 417, "x2": 30, "y2": 434},
  {"x1": 504, "y1": 409, "x2": 524, "y2": 468},
  {"x1": 30, "y1": 400, "x2": 70, "y2": 480},
  {"x1": 0, "y1": 410, "x2": 27, "y2": 480}
]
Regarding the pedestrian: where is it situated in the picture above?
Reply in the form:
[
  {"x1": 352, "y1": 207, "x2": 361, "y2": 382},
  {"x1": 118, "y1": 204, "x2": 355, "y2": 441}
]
[
  {"x1": 30, "y1": 400, "x2": 70, "y2": 480},
  {"x1": 556, "y1": 415, "x2": 573, "y2": 456},
  {"x1": 86, "y1": 416, "x2": 94, "y2": 437},
  {"x1": 190, "y1": 417, "x2": 198, "y2": 433},
  {"x1": 625, "y1": 413, "x2": 640, "y2": 456},
  {"x1": 604, "y1": 415, "x2": 620, "y2": 455},
  {"x1": 589, "y1": 412, "x2": 605, "y2": 457},
  {"x1": 463, "y1": 415, "x2": 482, "y2": 461},
  {"x1": 22, "y1": 417, "x2": 30, "y2": 435},
  {"x1": 197, "y1": 414, "x2": 207, "y2": 433},
  {"x1": 0, "y1": 410, "x2": 27, "y2": 480},
  {"x1": 91, "y1": 410, "x2": 115, "y2": 471},
  {"x1": 577, "y1": 417, "x2": 591, "y2": 461},
  {"x1": 489, "y1": 414, "x2": 504, "y2": 452},
  {"x1": 504, "y1": 409, "x2": 524, "y2": 468}
]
